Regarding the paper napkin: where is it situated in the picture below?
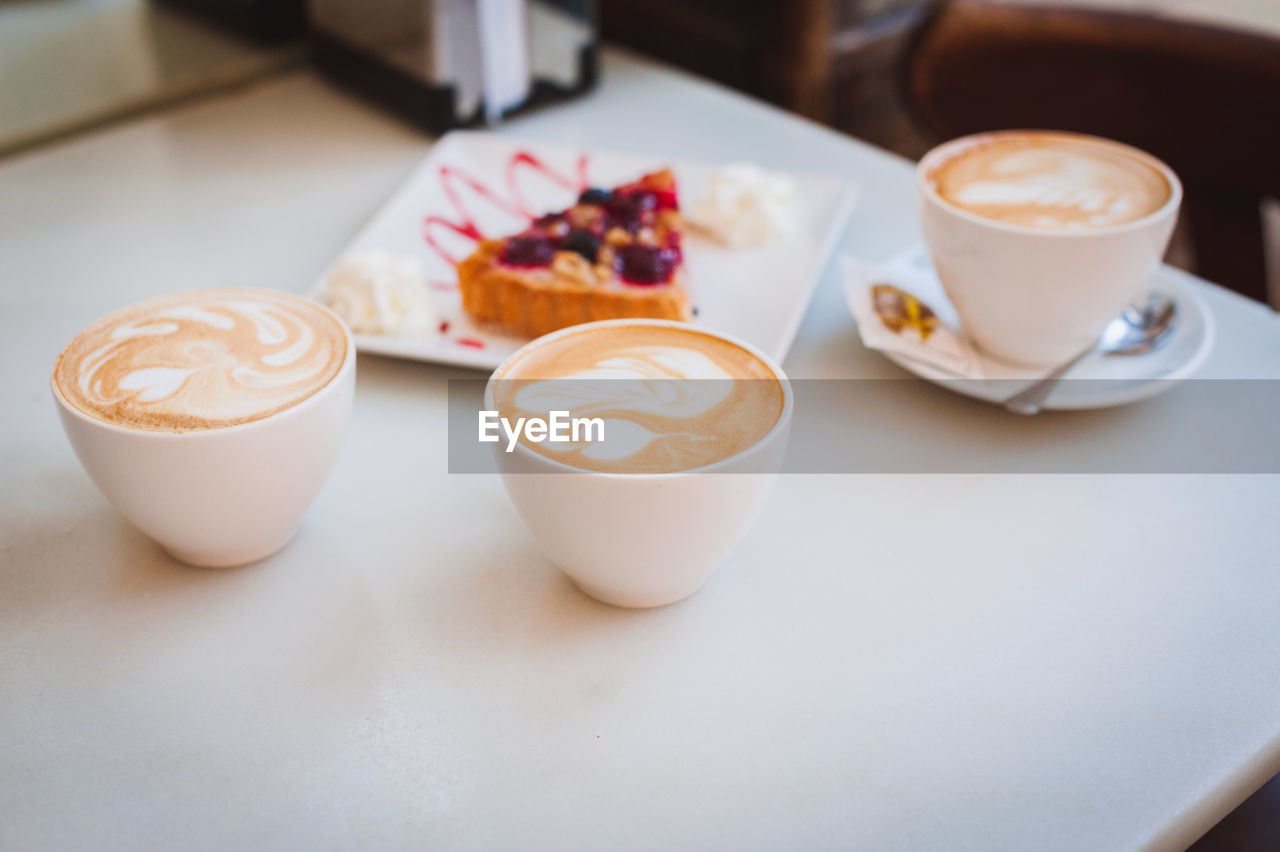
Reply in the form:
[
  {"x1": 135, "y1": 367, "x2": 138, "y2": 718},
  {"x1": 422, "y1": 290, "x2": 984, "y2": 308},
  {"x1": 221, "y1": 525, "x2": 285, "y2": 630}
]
[
  {"x1": 842, "y1": 255, "x2": 984, "y2": 379},
  {"x1": 477, "y1": 0, "x2": 532, "y2": 124}
]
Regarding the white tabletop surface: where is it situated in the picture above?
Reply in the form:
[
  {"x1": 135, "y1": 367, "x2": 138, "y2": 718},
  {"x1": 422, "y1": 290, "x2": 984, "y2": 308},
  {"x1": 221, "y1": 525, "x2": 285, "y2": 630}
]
[
  {"x1": 3, "y1": 50, "x2": 1280, "y2": 852},
  {"x1": 0, "y1": 0, "x2": 302, "y2": 156}
]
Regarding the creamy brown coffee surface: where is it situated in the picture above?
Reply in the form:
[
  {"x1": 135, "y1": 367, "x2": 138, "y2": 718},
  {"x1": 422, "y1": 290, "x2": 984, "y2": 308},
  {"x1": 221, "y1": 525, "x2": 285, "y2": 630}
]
[
  {"x1": 927, "y1": 132, "x2": 1171, "y2": 229},
  {"x1": 54, "y1": 289, "x2": 348, "y2": 432},
  {"x1": 493, "y1": 324, "x2": 784, "y2": 473}
]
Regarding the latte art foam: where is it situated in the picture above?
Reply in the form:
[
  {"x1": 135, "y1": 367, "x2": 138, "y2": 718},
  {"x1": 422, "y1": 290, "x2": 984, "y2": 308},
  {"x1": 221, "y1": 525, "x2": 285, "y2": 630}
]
[
  {"x1": 493, "y1": 324, "x2": 783, "y2": 473},
  {"x1": 927, "y1": 132, "x2": 1171, "y2": 229},
  {"x1": 54, "y1": 289, "x2": 348, "y2": 432}
]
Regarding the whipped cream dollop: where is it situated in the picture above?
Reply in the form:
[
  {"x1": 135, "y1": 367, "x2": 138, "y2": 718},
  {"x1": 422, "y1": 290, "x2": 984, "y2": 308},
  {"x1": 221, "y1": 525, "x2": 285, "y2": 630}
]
[
  {"x1": 324, "y1": 251, "x2": 437, "y2": 335},
  {"x1": 690, "y1": 163, "x2": 796, "y2": 247}
]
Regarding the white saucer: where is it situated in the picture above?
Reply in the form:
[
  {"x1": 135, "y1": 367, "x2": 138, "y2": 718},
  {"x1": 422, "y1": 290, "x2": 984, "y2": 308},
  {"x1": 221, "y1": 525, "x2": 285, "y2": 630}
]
[{"x1": 844, "y1": 246, "x2": 1216, "y2": 410}]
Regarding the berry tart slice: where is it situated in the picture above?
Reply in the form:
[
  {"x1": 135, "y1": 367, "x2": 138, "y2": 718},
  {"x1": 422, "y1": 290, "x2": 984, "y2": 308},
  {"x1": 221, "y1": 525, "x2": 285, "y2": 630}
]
[{"x1": 458, "y1": 169, "x2": 691, "y2": 338}]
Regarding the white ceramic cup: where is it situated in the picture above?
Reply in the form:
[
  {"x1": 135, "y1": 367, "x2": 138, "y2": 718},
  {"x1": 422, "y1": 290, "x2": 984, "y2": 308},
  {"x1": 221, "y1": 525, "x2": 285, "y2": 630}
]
[
  {"x1": 485, "y1": 319, "x2": 793, "y2": 609},
  {"x1": 918, "y1": 130, "x2": 1182, "y2": 367},
  {"x1": 52, "y1": 301, "x2": 356, "y2": 567}
]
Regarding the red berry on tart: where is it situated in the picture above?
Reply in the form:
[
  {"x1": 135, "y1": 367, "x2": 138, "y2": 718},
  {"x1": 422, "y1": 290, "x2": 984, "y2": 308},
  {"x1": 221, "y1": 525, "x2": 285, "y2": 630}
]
[{"x1": 458, "y1": 169, "x2": 692, "y2": 338}]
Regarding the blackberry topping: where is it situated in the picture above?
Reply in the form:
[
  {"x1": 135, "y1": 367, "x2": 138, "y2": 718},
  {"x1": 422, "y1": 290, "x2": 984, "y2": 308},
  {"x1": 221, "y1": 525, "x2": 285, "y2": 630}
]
[
  {"x1": 562, "y1": 229, "x2": 602, "y2": 262},
  {"x1": 605, "y1": 192, "x2": 660, "y2": 233},
  {"x1": 578, "y1": 187, "x2": 613, "y2": 206},
  {"x1": 501, "y1": 236, "x2": 556, "y2": 267},
  {"x1": 617, "y1": 244, "x2": 680, "y2": 285},
  {"x1": 610, "y1": 191, "x2": 658, "y2": 220}
]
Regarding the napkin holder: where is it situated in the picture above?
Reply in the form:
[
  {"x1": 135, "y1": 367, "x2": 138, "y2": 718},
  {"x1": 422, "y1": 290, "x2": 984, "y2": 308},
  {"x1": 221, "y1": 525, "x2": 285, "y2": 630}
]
[{"x1": 309, "y1": 0, "x2": 597, "y2": 132}]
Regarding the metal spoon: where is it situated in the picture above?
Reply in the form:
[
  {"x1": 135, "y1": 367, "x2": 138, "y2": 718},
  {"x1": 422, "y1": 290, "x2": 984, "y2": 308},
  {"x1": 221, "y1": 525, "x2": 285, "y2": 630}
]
[{"x1": 1003, "y1": 291, "x2": 1178, "y2": 415}]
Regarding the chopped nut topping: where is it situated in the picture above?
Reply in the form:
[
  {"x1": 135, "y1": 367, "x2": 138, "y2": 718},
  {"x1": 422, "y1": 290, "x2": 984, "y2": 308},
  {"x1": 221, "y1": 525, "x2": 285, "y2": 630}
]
[
  {"x1": 551, "y1": 251, "x2": 595, "y2": 287},
  {"x1": 569, "y1": 206, "x2": 603, "y2": 229},
  {"x1": 656, "y1": 210, "x2": 682, "y2": 231},
  {"x1": 596, "y1": 245, "x2": 616, "y2": 278}
]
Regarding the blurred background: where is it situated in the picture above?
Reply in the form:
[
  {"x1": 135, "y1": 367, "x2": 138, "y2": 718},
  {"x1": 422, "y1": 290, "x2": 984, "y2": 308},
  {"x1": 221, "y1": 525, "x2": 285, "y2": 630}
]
[
  {"x1": 2, "y1": 0, "x2": 1277, "y2": 310},
  {"x1": 1, "y1": 0, "x2": 1276, "y2": 847}
]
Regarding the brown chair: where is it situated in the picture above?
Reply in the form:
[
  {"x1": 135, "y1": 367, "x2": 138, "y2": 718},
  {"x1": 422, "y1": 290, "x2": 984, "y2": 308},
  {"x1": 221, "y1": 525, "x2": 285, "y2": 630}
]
[{"x1": 903, "y1": 0, "x2": 1280, "y2": 303}]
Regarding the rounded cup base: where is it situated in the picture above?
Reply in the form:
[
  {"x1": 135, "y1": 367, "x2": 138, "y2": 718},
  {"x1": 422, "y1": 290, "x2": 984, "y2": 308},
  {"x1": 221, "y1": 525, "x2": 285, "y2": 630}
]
[
  {"x1": 161, "y1": 530, "x2": 296, "y2": 568},
  {"x1": 567, "y1": 572, "x2": 711, "y2": 609}
]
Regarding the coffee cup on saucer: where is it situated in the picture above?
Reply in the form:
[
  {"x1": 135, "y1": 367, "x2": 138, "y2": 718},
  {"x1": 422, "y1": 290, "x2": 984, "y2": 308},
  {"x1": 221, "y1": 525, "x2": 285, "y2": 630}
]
[
  {"x1": 51, "y1": 289, "x2": 355, "y2": 567},
  {"x1": 918, "y1": 130, "x2": 1182, "y2": 367}
]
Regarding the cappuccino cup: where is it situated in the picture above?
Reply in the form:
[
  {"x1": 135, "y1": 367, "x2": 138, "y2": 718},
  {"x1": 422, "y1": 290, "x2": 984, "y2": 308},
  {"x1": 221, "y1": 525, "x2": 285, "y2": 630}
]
[
  {"x1": 918, "y1": 130, "x2": 1181, "y2": 366},
  {"x1": 52, "y1": 288, "x2": 355, "y2": 567},
  {"x1": 485, "y1": 319, "x2": 793, "y2": 608}
]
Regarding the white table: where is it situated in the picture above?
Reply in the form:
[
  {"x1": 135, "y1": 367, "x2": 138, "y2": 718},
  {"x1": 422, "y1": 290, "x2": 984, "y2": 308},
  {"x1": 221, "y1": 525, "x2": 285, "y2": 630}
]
[
  {"x1": 0, "y1": 0, "x2": 303, "y2": 156},
  {"x1": 3, "y1": 50, "x2": 1280, "y2": 852}
]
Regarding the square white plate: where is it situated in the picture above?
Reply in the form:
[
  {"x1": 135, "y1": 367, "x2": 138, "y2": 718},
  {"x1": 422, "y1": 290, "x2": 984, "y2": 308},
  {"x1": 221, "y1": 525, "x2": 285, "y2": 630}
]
[{"x1": 307, "y1": 131, "x2": 857, "y2": 370}]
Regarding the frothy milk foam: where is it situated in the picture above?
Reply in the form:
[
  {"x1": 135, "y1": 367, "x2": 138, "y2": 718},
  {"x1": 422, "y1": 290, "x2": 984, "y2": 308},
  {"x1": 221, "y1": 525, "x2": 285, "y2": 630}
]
[
  {"x1": 926, "y1": 131, "x2": 1171, "y2": 230},
  {"x1": 54, "y1": 289, "x2": 348, "y2": 432},
  {"x1": 493, "y1": 324, "x2": 784, "y2": 474}
]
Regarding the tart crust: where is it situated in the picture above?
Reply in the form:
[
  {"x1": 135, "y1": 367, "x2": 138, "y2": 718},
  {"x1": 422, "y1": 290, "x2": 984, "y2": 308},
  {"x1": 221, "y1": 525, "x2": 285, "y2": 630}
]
[{"x1": 459, "y1": 240, "x2": 690, "y2": 338}]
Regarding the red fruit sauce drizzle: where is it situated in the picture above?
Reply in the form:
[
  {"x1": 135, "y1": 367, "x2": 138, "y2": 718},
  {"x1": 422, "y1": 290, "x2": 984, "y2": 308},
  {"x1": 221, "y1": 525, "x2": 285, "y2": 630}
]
[
  {"x1": 422, "y1": 150, "x2": 589, "y2": 353},
  {"x1": 422, "y1": 166, "x2": 521, "y2": 267},
  {"x1": 505, "y1": 151, "x2": 591, "y2": 219},
  {"x1": 422, "y1": 150, "x2": 590, "y2": 268},
  {"x1": 437, "y1": 320, "x2": 484, "y2": 350}
]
